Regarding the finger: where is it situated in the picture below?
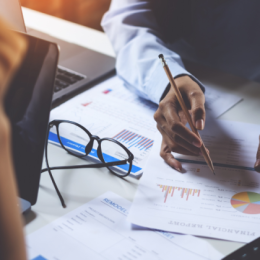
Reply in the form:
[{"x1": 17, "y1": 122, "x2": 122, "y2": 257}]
[
  {"x1": 160, "y1": 137, "x2": 182, "y2": 172},
  {"x1": 157, "y1": 125, "x2": 199, "y2": 156},
  {"x1": 158, "y1": 124, "x2": 209, "y2": 157},
  {"x1": 157, "y1": 111, "x2": 202, "y2": 149},
  {"x1": 187, "y1": 89, "x2": 206, "y2": 130},
  {"x1": 156, "y1": 103, "x2": 202, "y2": 148},
  {"x1": 254, "y1": 135, "x2": 260, "y2": 171},
  {"x1": 157, "y1": 124, "x2": 201, "y2": 155}
]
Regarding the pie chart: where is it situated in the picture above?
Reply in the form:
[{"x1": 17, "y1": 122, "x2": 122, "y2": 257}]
[{"x1": 231, "y1": 192, "x2": 260, "y2": 214}]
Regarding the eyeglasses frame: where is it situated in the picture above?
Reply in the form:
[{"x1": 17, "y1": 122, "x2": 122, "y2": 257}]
[{"x1": 42, "y1": 120, "x2": 134, "y2": 207}]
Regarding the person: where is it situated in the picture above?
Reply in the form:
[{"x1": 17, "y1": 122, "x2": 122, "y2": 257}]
[
  {"x1": 0, "y1": 17, "x2": 28, "y2": 260},
  {"x1": 101, "y1": 0, "x2": 260, "y2": 172}
]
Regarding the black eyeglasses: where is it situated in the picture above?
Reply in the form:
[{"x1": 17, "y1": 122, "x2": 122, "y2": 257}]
[{"x1": 41, "y1": 120, "x2": 134, "y2": 207}]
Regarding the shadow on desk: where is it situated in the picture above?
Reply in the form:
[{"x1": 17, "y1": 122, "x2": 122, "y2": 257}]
[
  {"x1": 24, "y1": 210, "x2": 37, "y2": 225},
  {"x1": 183, "y1": 60, "x2": 250, "y2": 91},
  {"x1": 184, "y1": 60, "x2": 260, "y2": 126},
  {"x1": 38, "y1": 172, "x2": 137, "y2": 207}
]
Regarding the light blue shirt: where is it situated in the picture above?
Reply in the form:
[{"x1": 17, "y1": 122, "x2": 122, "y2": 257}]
[{"x1": 102, "y1": 0, "x2": 260, "y2": 104}]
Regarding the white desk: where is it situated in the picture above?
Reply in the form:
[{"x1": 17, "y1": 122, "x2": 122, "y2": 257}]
[{"x1": 22, "y1": 7, "x2": 260, "y2": 257}]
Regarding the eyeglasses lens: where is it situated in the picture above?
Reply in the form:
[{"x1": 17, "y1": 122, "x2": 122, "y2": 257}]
[
  {"x1": 100, "y1": 140, "x2": 131, "y2": 176},
  {"x1": 58, "y1": 123, "x2": 91, "y2": 157}
]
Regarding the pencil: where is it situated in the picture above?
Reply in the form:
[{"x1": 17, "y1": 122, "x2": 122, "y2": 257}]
[{"x1": 158, "y1": 54, "x2": 215, "y2": 175}]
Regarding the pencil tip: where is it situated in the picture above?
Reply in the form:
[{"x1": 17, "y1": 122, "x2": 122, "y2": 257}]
[
  {"x1": 213, "y1": 171, "x2": 216, "y2": 175},
  {"x1": 159, "y1": 54, "x2": 164, "y2": 59}
]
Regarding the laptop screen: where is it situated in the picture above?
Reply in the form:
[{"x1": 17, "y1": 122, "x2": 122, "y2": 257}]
[{"x1": 5, "y1": 33, "x2": 59, "y2": 205}]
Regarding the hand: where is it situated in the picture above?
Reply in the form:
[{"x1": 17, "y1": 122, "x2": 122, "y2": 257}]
[
  {"x1": 254, "y1": 136, "x2": 260, "y2": 172},
  {"x1": 154, "y1": 76, "x2": 205, "y2": 172},
  {"x1": 0, "y1": 17, "x2": 27, "y2": 101}
]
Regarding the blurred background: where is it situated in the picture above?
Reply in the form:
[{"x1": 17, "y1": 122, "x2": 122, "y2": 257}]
[{"x1": 20, "y1": 0, "x2": 111, "y2": 31}]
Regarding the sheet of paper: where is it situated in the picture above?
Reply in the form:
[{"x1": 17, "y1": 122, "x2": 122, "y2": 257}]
[
  {"x1": 174, "y1": 116, "x2": 259, "y2": 170},
  {"x1": 49, "y1": 76, "x2": 158, "y2": 178},
  {"x1": 204, "y1": 86, "x2": 242, "y2": 118},
  {"x1": 26, "y1": 191, "x2": 223, "y2": 260},
  {"x1": 49, "y1": 76, "x2": 242, "y2": 177},
  {"x1": 128, "y1": 119, "x2": 260, "y2": 243}
]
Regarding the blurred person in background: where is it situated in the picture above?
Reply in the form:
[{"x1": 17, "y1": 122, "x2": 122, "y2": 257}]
[
  {"x1": 102, "y1": 0, "x2": 260, "y2": 172},
  {"x1": 0, "y1": 17, "x2": 28, "y2": 260}
]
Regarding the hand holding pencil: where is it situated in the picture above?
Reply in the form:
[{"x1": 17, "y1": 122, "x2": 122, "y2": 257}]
[{"x1": 154, "y1": 54, "x2": 215, "y2": 174}]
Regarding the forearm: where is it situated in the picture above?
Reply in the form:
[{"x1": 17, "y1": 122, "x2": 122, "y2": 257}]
[
  {"x1": 102, "y1": 0, "x2": 194, "y2": 104},
  {"x1": 0, "y1": 114, "x2": 27, "y2": 260}
]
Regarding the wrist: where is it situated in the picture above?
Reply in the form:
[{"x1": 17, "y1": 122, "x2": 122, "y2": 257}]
[
  {"x1": 175, "y1": 75, "x2": 194, "y2": 87},
  {"x1": 160, "y1": 76, "x2": 192, "y2": 101}
]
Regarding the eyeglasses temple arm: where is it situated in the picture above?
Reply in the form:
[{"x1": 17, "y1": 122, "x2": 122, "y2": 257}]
[
  {"x1": 41, "y1": 160, "x2": 129, "y2": 173},
  {"x1": 45, "y1": 127, "x2": 66, "y2": 208},
  {"x1": 45, "y1": 123, "x2": 132, "y2": 208}
]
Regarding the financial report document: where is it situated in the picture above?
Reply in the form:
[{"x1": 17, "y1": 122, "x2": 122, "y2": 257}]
[
  {"x1": 49, "y1": 76, "x2": 241, "y2": 177},
  {"x1": 49, "y1": 77, "x2": 158, "y2": 177},
  {"x1": 174, "y1": 117, "x2": 259, "y2": 170},
  {"x1": 26, "y1": 192, "x2": 223, "y2": 260},
  {"x1": 204, "y1": 88, "x2": 242, "y2": 118},
  {"x1": 128, "y1": 119, "x2": 260, "y2": 243}
]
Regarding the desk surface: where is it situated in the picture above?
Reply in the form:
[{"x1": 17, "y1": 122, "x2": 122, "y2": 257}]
[{"x1": 23, "y1": 7, "x2": 260, "y2": 257}]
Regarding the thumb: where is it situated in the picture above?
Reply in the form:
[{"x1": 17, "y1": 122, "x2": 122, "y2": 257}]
[{"x1": 254, "y1": 135, "x2": 260, "y2": 171}]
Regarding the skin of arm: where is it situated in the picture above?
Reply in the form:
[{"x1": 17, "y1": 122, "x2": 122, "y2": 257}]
[
  {"x1": 154, "y1": 75, "x2": 205, "y2": 171},
  {"x1": 0, "y1": 17, "x2": 28, "y2": 260},
  {"x1": 104, "y1": 0, "x2": 260, "y2": 172},
  {"x1": 102, "y1": 0, "x2": 205, "y2": 171}
]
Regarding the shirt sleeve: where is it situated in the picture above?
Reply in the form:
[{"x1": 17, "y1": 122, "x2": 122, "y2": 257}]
[{"x1": 101, "y1": 0, "x2": 205, "y2": 104}]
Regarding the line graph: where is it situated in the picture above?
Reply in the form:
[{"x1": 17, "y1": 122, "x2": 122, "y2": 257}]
[
  {"x1": 113, "y1": 130, "x2": 154, "y2": 151},
  {"x1": 157, "y1": 184, "x2": 200, "y2": 203}
]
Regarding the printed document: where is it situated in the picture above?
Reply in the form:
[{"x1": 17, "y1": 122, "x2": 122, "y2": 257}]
[
  {"x1": 204, "y1": 87, "x2": 242, "y2": 118},
  {"x1": 174, "y1": 117, "x2": 259, "y2": 170},
  {"x1": 128, "y1": 119, "x2": 260, "y2": 243},
  {"x1": 49, "y1": 76, "x2": 241, "y2": 177},
  {"x1": 49, "y1": 77, "x2": 158, "y2": 177},
  {"x1": 26, "y1": 192, "x2": 223, "y2": 260}
]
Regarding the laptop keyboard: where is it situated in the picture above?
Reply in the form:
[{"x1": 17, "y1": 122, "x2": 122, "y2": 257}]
[{"x1": 54, "y1": 67, "x2": 86, "y2": 93}]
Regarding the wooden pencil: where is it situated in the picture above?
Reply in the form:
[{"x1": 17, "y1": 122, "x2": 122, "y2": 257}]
[{"x1": 159, "y1": 54, "x2": 215, "y2": 174}]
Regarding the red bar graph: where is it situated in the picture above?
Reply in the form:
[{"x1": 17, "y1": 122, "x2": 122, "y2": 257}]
[
  {"x1": 113, "y1": 129, "x2": 154, "y2": 151},
  {"x1": 103, "y1": 89, "x2": 112, "y2": 94},
  {"x1": 157, "y1": 184, "x2": 200, "y2": 203}
]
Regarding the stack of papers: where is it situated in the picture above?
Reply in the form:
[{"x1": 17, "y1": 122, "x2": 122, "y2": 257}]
[
  {"x1": 27, "y1": 192, "x2": 223, "y2": 260},
  {"x1": 50, "y1": 77, "x2": 158, "y2": 178},
  {"x1": 29, "y1": 76, "x2": 248, "y2": 258},
  {"x1": 49, "y1": 76, "x2": 242, "y2": 178},
  {"x1": 128, "y1": 119, "x2": 260, "y2": 243}
]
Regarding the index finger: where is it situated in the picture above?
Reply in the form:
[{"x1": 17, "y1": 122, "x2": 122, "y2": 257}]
[{"x1": 162, "y1": 102, "x2": 202, "y2": 147}]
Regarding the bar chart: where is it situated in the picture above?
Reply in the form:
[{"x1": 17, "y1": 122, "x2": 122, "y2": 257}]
[
  {"x1": 157, "y1": 184, "x2": 201, "y2": 203},
  {"x1": 113, "y1": 129, "x2": 154, "y2": 151}
]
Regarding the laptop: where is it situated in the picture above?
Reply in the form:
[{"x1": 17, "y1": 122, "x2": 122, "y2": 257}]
[
  {"x1": 0, "y1": 0, "x2": 115, "y2": 104},
  {"x1": 5, "y1": 32, "x2": 59, "y2": 213}
]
